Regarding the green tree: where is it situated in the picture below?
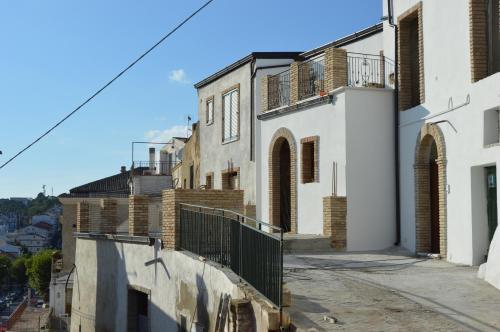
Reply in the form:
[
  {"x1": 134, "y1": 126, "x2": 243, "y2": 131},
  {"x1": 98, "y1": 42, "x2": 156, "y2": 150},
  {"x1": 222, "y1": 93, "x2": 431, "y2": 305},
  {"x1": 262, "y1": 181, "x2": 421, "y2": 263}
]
[
  {"x1": 26, "y1": 250, "x2": 53, "y2": 297},
  {"x1": 0, "y1": 255, "x2": 12, "y2": 288},
  {"x1": 10, "y1": 256, "x2": 28, "y2": 285}
]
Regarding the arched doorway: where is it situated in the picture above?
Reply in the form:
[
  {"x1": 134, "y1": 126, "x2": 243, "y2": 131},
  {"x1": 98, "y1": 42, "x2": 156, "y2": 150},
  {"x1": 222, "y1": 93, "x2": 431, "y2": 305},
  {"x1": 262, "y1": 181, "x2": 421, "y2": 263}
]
[
  {"x1": 269, "y1": 128, "x2": 297, "y2": 233},
  {"x1": 414, "y1": 123, "x2": 447, "y2": 256}
]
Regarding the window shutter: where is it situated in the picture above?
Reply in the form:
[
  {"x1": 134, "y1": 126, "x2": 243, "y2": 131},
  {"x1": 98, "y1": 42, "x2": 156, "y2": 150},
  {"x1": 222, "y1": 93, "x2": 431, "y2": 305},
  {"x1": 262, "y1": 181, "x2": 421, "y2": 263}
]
[
  {"x1": 230, "y1": 90, "x2": 239, "y2": 139},
  {"x1": 207, "y1": 100, "x2": 213, "y2": 124},
  {"x1": 223, "y1": 94, "x2": 231, "y2": 141}
]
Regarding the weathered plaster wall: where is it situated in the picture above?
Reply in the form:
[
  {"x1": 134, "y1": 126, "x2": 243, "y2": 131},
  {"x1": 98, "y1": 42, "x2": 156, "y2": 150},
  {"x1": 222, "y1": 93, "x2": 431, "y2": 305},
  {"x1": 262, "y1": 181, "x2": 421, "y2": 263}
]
[
  {"x1": 70, "y1": 238, "x2": 241, "y2": 332},
  {"x1": 198, "y1": 62, "x2": 255, "y2": 205},
  {"x1": 180, "y1": 123, "x2": 200, "y2": 189}
]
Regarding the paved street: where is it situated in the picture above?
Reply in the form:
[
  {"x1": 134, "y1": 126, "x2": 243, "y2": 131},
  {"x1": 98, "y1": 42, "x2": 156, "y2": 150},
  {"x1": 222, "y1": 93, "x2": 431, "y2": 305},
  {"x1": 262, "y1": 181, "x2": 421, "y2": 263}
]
[{"x1": 285, "y1": 249, "x2": 500, "y2": 331}]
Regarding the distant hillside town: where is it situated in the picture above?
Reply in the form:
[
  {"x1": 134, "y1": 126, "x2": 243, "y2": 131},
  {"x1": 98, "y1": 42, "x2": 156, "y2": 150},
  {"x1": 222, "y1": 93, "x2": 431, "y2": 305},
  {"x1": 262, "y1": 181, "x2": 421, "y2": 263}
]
[{"x1": 0, "y1": 194, "x2": 62, "y2": 257}]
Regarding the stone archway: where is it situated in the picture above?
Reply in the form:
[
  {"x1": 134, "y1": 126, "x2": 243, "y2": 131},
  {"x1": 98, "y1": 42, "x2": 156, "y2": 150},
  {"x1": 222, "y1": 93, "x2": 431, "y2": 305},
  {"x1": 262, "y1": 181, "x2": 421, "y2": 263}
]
[
  {"x1": 414, "y1": 123, "x2": 447, "y2": 256},
  {"x1": 269, "y1": 128, "x2": 297, "y2": 233}
]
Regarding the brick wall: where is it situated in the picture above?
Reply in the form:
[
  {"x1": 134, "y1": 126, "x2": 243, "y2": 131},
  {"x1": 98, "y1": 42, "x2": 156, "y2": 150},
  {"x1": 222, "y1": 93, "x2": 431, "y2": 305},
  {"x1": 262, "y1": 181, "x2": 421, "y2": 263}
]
[
  {"x1": 414, "y1": 123, "x2": 447, "y2": 256},
  {"x1": 398, "y1": 2, "x2": 425, "y2": 111},
  {"x1": 323, "y1": 196, "x2": 347, "y2": 250},
  {"x1": 261, "y1": 75, "x2": 269, "y2": 112},
  {"x1": 129, "y1": 195, "x2": 149, "y2": 236},
  {"x1": 76, "y1": 202, "x2": 89, "y2": 233},
  {"x1": 100, "y1": 198, "x2": 117, "y2": 234},
  {"x1": 469, "y1": 0, "x2": 489, "y2": 82},
  {"x1": 324, "y1": 47, "x2": 348, "y2": 92},
  {"x1": 162, "y1": 189, "x2": 244, "y2": 250}
]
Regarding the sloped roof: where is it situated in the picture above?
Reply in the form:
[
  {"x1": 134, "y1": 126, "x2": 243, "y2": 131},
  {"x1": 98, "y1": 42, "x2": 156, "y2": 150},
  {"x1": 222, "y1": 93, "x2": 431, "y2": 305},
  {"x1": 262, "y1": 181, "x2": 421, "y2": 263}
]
[{"x1": 58, "y1": 168, "x2": 146, "y2": 198}]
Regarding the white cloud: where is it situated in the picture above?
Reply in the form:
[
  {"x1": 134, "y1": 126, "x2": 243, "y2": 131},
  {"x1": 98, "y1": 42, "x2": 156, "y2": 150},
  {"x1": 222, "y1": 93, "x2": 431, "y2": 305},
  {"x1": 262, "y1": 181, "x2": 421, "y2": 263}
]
[
  {"x1": 168, "y1": 69, "x2": 190, "y2": 84},
  {"x1": 144, "y1": 125, "x2": 188, "y2": 143}
]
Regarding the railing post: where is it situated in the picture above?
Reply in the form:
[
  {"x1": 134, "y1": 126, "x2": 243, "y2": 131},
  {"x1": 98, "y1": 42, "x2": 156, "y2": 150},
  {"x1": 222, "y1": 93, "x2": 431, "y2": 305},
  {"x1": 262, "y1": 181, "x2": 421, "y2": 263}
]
[
  {"x1": 380, "y1": 50, "x2": 386, "y2": 88},
  {"x1": 238, "y1": 215, "x2": 242, "y2": 281},
  {"x1": 279, "y1": 227, "x2": 284, "y2": 325},
  {"x1": 221, "y1": 210, "x2": 224, "y2": 267},
  {"x1": 198, "y1": 207, "x2": 202, "y2": 255}
]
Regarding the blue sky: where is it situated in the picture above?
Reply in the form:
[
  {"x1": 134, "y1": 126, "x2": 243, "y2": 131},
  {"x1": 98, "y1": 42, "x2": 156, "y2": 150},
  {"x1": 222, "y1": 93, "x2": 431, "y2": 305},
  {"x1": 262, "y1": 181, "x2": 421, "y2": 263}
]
[{"x1": 0, "y1": 0, "x2": 382, "y2": 198}]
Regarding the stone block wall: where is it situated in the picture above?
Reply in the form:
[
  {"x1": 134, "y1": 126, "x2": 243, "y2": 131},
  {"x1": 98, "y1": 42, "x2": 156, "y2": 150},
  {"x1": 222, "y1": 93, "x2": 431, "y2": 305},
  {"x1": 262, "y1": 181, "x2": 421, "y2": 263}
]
[
  {"x1": 162, "y1": 189, "x2": 244, "y2": 250},
  {"x1": 323, "y1": 196, "x2": 347, "y2": 250}
]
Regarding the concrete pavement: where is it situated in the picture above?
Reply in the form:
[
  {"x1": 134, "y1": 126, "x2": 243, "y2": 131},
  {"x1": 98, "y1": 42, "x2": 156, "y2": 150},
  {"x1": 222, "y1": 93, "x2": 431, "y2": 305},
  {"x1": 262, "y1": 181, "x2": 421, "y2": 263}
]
[{"x1": 285, "y1": 249, "x2": 500, "y2": 331}]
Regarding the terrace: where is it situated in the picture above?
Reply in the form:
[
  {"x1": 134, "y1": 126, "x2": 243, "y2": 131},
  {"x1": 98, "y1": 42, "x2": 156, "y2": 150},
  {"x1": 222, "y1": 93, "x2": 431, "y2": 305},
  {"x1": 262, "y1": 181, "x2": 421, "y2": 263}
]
[{"x1": 262, "y1": 47, "x2": 395, "y2": 113}]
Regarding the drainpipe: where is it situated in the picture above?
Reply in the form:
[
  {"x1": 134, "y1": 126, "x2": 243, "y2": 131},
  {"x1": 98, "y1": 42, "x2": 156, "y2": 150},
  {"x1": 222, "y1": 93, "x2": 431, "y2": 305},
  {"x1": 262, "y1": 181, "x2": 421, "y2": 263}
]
[{"x1": 388, "y1": 0, "x2": 401, "y2": 246}]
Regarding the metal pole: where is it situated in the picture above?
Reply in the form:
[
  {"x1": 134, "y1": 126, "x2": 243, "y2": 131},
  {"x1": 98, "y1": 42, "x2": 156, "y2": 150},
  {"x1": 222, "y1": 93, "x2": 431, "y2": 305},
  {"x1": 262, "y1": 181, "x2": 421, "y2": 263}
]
[
  {"x1": 238, "y1": 215, "x2": 242, "y2": 281},
  {"x1": 279, "y1": 227, "x2": 284, "y2": 328}
]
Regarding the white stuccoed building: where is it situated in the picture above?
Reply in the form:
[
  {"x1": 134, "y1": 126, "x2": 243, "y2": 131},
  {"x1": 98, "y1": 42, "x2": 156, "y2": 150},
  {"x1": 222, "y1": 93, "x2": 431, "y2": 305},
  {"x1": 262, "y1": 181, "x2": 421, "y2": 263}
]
[
  {"x1": 256, "y1": 25, "x2": 398, "y2": 251},
  {"x1": 383, "y1": 0, "x2": 499, "y2": 265}
]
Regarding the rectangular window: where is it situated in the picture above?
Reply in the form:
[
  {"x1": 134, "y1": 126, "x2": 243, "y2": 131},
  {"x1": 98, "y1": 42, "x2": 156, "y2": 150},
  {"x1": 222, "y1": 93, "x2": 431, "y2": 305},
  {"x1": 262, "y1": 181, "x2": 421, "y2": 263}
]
[
  {"x1": 206, "y1": 97, "x2": 214, "y2": 125},
  {"x1": 484, "y1": 108, "x2": 500, "y2": 145},
  {"x1": 222, "y1": 88, "x2": 239, "y2": 143},
  {"x1": 301, "y1": 136, "x2": 319, "y2": 183}
]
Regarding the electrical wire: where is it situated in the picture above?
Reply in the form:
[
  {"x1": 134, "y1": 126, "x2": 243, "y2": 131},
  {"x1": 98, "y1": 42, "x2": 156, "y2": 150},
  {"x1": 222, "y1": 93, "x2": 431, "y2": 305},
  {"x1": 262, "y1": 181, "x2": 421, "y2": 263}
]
[{"x1": 0, "y1": 0, "x2": 214, "y2": 170}]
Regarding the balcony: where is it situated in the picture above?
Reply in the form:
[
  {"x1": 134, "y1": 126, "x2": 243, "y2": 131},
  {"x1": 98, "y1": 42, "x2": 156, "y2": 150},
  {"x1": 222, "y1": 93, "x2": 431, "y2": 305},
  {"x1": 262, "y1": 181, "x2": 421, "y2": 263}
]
[
  {"x1": 262, "y1": 48, "x2": 395, "y2": 113},
  {"x1": 131, "y1": 161, "x2": 178, "y2": 176}
]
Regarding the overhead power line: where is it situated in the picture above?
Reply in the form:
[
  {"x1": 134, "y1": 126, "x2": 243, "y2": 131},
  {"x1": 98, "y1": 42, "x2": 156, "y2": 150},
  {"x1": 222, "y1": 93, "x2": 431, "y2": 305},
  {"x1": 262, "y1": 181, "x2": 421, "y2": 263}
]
[{"x1": 0, "y1": 0, "x2": 214, "y2": 170}]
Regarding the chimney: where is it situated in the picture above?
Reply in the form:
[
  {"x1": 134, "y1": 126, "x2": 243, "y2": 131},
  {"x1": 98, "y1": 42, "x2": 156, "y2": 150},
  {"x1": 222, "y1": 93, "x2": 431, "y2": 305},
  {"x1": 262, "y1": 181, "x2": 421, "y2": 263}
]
[
  {"x1": 120, "y1": 166, "x2": 126, "y2": 173},
  {"x1": 149, "y1": 147, "x2": 156, "y2": 171}
]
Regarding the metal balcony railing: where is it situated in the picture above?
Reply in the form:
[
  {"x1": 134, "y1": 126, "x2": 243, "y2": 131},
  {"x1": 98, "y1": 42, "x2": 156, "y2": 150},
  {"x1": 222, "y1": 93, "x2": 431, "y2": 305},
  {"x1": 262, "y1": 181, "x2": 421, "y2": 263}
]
[
  {"x1": 179, "y1": 204, "x2": 283, "y2": 308},
  {"x1": 131, "y1": 161, "x2": 178, "y2": 176},
  {"x1": 268, "y1": 69, "x2": 291, "y2": 110},
  {"x1": 347, "y1": 52, "x2": 395, "y2": 89},
  {"x1": 298, "y1": 56, "x2": 325, "y2": 100}
]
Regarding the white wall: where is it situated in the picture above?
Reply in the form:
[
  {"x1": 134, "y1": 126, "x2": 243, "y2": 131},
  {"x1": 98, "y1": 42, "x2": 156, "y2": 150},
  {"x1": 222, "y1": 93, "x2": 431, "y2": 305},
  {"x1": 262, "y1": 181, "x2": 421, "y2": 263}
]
[
  {"x1": 258, "y1": 87, "x2": 395, "y2": 250},
  {"x1": 345, "y1": 88, "x2": 396, "y2": 250},
  {"x1": 390, "y1": 0, "x2": 500, "y2": 265},
  {"x1": 342, "y1": 31, "x2": 384, "y2": 56},
  {"x1": 258, "y1": 93, "x2": 348, "y2": 234}
]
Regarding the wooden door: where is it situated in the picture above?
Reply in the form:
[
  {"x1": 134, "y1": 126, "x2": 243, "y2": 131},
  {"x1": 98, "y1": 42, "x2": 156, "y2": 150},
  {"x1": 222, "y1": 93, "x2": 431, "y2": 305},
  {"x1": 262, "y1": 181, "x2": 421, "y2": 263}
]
[{"x1": 430, "y1": 160, "x2": 440, "y2": 253}]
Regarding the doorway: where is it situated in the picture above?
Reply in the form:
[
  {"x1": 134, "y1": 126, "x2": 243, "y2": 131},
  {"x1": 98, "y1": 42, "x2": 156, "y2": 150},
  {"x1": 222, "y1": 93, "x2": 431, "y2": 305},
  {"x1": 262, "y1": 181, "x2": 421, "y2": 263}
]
[
  {"x1": 486, "y1": 166, "x2": 498, "y2": 244},
  {"x1": 269, "y1": 128, "x2": 297, "y2": 233},
  {"x1": 127, "y1": 289, "x2": 149, "y2": 332},
  {"x1": 414, "y1": 123, "x2": 447, "y2": 256},
  {"x1": 429, "y1": 142, "x2": 440, "y2": 253},
  {"x1": 279, "y1": 140, "x2": 291, "y2": 232}
]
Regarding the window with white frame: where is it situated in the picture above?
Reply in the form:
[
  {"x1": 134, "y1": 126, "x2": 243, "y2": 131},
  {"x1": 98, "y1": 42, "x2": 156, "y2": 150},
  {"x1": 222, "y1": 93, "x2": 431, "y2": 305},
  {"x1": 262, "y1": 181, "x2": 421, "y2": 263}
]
[
  {"x1": 206, "y1": 97, "x2": 214, "y2": 125},
  {"x1": 222, "y1": 88, "x2": 239, "y2": 142}
]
